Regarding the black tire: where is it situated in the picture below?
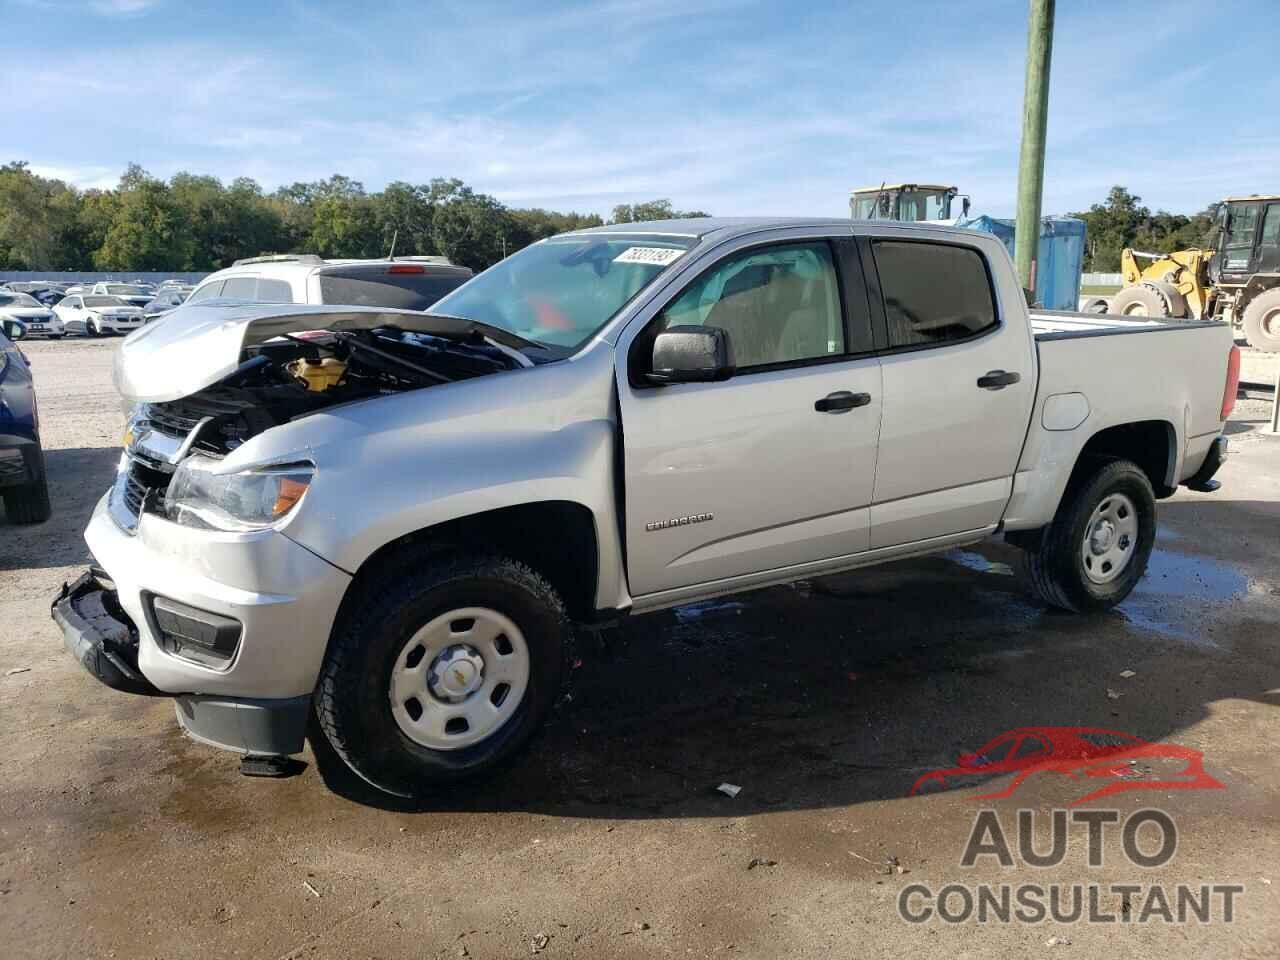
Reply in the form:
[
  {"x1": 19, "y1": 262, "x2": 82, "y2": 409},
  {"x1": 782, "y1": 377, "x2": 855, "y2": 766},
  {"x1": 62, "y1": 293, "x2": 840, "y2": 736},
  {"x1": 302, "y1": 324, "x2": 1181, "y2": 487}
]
[
  {"x1": 315, "y1": 551, "x2": 570, "y2": 797},
  {"x1": 89, "y1": 318, "x2": 101, "y2": 338},
  {"x1": 1015, "y1": 459, "x2": 1156, "y2": 612},
  {"x1": 3, "y1": 447, "x2": 51, "y2": 524},
  {"x1": 47, "y1": 334, "x2": 64, "y2": 340},
  {"x1": 1242, "y1": 287, "x2": 1280, "y2": 353}
]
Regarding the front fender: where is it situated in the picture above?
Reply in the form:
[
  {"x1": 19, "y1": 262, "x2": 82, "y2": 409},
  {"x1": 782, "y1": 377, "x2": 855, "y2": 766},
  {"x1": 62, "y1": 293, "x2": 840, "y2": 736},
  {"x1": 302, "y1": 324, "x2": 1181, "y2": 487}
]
[{"x1": 230, "y1": 342, "x2": 629, "y2": 612}]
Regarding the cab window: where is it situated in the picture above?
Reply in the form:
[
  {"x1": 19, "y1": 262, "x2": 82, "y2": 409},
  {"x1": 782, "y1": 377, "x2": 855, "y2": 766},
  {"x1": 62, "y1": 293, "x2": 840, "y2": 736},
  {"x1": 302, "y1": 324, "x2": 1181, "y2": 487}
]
[
  {"x1": 655, "y1": 241, "x2": 845, "y2": 369},
  {"x1": 1223, "y1": 203, "x2": 1261, "y2": 271},
  {"x1": 872, "y1": 240, "x2": 997, "y2": 349}
]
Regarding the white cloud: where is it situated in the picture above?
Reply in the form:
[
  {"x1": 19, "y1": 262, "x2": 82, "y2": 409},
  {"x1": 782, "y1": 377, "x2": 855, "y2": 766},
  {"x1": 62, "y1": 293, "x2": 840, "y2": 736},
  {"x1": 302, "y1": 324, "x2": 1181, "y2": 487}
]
[
  {"x1": 24, "y1": 163, "x2": 120, "y2": 191},
  {"x1": 89, "y1": 0, "x2": 161, "y2": 15}
]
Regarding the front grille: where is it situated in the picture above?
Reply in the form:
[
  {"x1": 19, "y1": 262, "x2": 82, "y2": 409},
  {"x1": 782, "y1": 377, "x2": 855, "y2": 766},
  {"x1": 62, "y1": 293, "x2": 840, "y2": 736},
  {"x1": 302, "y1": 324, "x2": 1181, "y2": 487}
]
[
  {"x1": 144, "y1": 404, "x2": 203, "y2": 439},
  {"x1": 122, "y1": 458, "x2": 170, "y2": 519}
]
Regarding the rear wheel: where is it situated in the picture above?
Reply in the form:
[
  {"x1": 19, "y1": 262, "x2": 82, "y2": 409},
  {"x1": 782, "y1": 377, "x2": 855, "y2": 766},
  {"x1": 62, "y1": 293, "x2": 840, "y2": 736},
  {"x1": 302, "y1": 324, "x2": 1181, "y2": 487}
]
[
  {"x1": 1081, "y1": 296, "x2": 1111, "y2": 314},
  {"x1": 1145, "y1": 280, "x2": 1188, "y2": 318},
  {"x1": 1242, "y1": 288, "x2": 1280, "y2": 353},
  {"x1": 315, "y1": 551, "x2": 570, "y2": 797},
  {"x1": 1015, "y1": 459, "x2": 1156, "y2": 612},
  {"x1": 1109, "y1": 284, "x2": 1170, "y2": 318},
  {"x1": 3, "y1": 446, "x2": 51, "y2": 524}
]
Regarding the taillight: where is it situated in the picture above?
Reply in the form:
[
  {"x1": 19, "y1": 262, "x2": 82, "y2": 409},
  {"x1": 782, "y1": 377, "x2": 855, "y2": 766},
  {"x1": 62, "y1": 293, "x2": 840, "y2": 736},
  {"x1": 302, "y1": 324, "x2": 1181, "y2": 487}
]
[
  {"x1": 1221, "y1": 344, "x2": 1240, "y2": 420},
  {"x1": 388, "y1": 264, "x2": 425, "y2": 274}
]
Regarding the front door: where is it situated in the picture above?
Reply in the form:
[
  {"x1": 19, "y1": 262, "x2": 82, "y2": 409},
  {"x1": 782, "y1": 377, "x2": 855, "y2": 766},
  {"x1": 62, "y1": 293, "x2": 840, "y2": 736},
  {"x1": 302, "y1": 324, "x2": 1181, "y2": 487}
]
[{"x1": 616, "y1": 236, "x2": 883, "y2": 599}]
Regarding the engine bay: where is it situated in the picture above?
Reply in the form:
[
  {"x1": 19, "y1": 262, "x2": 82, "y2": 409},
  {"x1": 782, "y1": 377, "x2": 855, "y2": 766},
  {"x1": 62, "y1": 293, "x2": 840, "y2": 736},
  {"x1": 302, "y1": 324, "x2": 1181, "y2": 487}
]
[{"x1": 140, "y1": 325, "x2": 528, "y2": 457}]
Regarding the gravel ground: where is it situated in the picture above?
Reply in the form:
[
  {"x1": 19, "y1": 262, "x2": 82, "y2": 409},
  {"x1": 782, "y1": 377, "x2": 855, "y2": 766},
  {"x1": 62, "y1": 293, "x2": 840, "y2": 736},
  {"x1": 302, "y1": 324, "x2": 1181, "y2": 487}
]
[{"x1": 2, "y1": 337, "x2": 1279, "y2": 959}]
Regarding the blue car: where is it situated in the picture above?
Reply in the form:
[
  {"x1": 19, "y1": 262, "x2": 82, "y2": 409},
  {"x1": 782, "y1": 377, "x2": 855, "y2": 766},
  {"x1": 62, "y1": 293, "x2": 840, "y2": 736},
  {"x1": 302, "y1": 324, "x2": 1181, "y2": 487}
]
[{"x1": 0, "y1": 320, "x2": 50, "y2": 523}]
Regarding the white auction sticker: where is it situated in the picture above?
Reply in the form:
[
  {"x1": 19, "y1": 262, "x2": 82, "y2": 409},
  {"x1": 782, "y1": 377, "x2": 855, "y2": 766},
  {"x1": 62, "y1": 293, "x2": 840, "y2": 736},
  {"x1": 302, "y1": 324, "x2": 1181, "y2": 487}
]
[{"x1": 613, "y1": 246, "x2": 685, "y2": 266}]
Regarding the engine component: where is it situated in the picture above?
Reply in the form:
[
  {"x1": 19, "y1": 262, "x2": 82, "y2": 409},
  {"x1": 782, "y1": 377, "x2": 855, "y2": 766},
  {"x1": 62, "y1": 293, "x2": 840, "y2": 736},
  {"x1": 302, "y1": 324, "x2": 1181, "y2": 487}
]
[{"x1": 287, "y1": 357, "x2": 347, "y2": 392}]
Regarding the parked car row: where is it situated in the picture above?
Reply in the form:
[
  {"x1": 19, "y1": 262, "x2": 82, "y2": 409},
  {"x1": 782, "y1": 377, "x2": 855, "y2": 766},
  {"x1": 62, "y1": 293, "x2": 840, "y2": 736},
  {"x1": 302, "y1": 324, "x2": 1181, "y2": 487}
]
[{"x1": 0, "y1": 278, "x2": 196, "y2": 338}]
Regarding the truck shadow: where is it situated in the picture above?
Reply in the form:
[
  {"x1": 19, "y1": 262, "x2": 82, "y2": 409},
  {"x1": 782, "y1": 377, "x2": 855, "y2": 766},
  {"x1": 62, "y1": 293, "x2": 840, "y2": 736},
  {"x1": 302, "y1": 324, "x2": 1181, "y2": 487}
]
[{"x1": 313, "y1": 497, "x2": 1280, "y2": 816}]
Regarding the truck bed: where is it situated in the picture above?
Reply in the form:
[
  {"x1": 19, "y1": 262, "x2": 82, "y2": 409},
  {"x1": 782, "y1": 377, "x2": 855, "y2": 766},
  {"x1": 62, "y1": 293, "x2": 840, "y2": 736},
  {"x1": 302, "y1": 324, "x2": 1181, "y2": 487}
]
[{"x1": 1029, "y1": 309, "x2": 1219, "y2": 340}]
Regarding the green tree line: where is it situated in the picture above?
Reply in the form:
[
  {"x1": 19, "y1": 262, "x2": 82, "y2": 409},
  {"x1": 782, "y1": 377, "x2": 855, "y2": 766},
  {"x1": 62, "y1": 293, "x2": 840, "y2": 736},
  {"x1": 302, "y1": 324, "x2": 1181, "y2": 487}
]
[
  {"x1": 0, "y1": 161, "x2": 708, "y2": 272},
  {"x1": 1071, "y1": 186, "x2": 1219, "y2": 273}
]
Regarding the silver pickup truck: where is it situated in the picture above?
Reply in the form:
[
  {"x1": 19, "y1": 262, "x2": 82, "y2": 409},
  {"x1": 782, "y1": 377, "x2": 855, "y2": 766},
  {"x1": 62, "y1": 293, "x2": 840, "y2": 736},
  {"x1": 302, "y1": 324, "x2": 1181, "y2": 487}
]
[{"x1": 53, "y1": 218, "x2": 1238, "y2": 796}]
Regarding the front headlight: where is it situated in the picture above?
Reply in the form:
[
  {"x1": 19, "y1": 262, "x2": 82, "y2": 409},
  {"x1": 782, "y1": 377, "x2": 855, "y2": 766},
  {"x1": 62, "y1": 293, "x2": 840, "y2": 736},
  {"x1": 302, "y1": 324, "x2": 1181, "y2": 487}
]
[{"x1": 164, "y1": 455, "x2": 314, "y2": 532}]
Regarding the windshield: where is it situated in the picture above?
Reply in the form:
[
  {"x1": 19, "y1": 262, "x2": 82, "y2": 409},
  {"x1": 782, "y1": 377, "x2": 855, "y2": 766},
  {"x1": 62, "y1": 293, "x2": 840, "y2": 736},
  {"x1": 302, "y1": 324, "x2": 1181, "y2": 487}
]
[
  {"x1": 0, "y1": 293, "x2": 42, "y2": 307},
  {"x1": 106, "y1": 284, "x2": 147, "y2": 295},
  {"x1": 85, "y1": 296, "x2": 129, "y2": 307},
  {"x1": 430, "y1": 234, "x2": 698, "y2": 350}
]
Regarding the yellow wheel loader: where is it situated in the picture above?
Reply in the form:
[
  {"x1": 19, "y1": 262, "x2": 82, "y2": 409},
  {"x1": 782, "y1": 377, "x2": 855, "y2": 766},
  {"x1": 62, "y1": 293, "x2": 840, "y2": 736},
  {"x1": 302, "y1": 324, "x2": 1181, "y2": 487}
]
[{"x1": 1098, "y1": 195, "x2": 1280, "y2": 352}]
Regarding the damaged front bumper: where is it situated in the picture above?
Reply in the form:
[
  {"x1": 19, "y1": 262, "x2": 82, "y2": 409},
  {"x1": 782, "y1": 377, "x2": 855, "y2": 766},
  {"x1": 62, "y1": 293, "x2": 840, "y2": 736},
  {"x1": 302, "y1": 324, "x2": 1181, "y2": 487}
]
[
  {"x1": 51, "y1": 493, "x2": 353, "y2": 757},
  {"x1": 51, "y1": 568, "x2": 314, "y2": 756},
  {"x1": 52, "y1": 569, "x2": 164, "y2": 696}
]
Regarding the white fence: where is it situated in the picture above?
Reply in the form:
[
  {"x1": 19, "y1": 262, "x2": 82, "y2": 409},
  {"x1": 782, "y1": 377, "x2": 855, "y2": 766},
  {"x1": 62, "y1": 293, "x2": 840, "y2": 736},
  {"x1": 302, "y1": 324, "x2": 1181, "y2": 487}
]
[{"x1": 1082, "y1": 272, "x2": 1122, "y2": 287}]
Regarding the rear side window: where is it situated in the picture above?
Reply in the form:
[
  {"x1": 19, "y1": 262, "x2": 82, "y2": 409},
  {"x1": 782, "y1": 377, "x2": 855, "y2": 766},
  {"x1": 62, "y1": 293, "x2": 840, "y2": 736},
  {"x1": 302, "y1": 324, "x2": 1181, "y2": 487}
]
[
  {"x1": 318, "y1": 270, "x2": 470, "y2": 310},
  {"x1": 872, "y1": 240, "x2": 997, "y2": 348},
  {"x1": 256, "y1": 278, "x2": 294, "y2": 302},
  {"x1": 187, "y1": 280, "x2": 224, "y2": 302},
  {"x1": 221, "y1": 276, "x2": 257, "y2": 299}
]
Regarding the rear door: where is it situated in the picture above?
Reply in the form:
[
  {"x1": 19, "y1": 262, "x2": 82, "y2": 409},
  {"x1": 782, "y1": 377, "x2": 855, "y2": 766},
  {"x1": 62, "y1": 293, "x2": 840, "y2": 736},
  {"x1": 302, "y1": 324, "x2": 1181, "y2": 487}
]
[
  {"x1": 616, "y1": 232, "x2": 884, "y2": 598},
  {"x1": 864, "y1": 235, "x2": 1036, "y2": 548}
]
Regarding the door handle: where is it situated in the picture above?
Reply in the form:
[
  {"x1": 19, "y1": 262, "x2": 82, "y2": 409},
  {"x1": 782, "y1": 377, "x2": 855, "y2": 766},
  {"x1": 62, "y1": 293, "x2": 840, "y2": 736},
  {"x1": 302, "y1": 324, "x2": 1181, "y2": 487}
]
[
  {"x1": 977, "y1": 370, "x2": 1021, "y2": 390},
  {"x1": 814, "y1": 390, "x2": 872, "y2": 413}
]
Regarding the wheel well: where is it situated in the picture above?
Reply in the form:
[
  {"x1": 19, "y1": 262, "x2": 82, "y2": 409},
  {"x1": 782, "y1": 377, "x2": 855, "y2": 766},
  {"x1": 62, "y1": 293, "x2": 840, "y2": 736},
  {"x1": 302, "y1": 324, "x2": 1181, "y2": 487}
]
[
  {"x1": 1072, "y1": 421, "x2": 1176, "y2": 498},
  {"x1": 348, "y1": 501, "x2": 601, "y2": 621}
]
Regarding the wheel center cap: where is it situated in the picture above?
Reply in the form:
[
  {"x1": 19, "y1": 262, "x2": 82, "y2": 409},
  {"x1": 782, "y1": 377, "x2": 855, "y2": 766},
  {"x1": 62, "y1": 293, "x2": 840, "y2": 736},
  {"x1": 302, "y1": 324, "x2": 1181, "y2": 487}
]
[
  {"x1": 427, "y1": 645, "x2": 485, "y2": 702},
  {"x1": 1091, "y1": 520, "x2": 1116, "y2": 553}
]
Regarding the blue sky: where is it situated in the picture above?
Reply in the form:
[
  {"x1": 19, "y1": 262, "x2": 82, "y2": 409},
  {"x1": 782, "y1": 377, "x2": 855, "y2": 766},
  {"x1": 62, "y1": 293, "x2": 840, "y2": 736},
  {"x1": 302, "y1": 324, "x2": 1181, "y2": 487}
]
[{"x1": 2, "y1": 0, "x2": 1275, "y2": 219}]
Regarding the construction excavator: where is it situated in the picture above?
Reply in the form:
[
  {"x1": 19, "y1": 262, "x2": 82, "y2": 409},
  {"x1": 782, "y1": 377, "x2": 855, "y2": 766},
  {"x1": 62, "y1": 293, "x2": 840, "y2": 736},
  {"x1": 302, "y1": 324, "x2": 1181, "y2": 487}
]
[{"x1": 1091, "y1": 195, "x2": 1280, "y2": 352}]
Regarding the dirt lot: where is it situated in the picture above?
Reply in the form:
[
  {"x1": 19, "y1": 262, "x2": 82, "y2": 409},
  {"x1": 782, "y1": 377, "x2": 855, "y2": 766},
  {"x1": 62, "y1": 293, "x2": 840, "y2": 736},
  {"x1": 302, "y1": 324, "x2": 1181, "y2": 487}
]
[{"x1": 2, "y1": 337, "x2": 1279, "y2": 959}]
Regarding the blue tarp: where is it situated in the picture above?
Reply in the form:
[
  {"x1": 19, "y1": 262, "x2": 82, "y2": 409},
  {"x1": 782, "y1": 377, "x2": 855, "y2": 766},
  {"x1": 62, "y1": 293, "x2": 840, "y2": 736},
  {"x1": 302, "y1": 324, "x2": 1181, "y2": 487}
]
[{"x1": 955, "y1": 214, "x2": 1086, "y2": 311}]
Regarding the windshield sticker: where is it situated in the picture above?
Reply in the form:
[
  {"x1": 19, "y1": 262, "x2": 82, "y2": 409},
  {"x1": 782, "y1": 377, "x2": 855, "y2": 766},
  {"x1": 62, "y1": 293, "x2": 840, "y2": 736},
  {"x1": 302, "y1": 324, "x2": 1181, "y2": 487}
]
[{"x1": 613, "y1": 246, "x2": 685, "y2": 267}]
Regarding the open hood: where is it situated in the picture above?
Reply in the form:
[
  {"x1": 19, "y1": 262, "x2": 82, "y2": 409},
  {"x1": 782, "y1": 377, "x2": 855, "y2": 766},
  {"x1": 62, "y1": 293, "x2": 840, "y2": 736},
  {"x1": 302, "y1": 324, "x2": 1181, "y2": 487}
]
[{"x1": 114, "y1": 301, "x2": 455, "y2": 403}]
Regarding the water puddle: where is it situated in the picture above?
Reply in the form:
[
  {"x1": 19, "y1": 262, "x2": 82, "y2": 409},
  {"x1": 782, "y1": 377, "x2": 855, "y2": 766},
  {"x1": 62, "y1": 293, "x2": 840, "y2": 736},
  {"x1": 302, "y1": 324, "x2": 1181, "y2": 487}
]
[
  {"x1": 945, "y1": 549, "x2": 1014, "y2": 577},
  {"x1": 673, "y1": 599, "x2": 747, "y2": 623},
  {"x1": 944, "y1": 539, "x2": 1255, "y2": 646},
  {"x1": 1119, "y1": 548, "x2": 1251, "y2": 644}
]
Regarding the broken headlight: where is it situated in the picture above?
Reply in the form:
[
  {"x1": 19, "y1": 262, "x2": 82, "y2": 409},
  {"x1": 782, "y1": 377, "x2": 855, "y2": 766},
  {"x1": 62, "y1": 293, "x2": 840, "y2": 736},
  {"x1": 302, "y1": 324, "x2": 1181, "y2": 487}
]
[{"x1": 165, "y1": 455, "x2": 314, "y2": 532}]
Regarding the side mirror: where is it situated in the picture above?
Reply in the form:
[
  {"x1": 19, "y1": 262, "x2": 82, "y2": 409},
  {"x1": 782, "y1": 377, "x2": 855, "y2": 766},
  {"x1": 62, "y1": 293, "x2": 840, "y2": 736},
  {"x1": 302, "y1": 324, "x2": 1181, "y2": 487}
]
[
  {"x1": 2, "y1": 319, "x2": 27, "y2": 340},
  {"x1": 647, "y1": 325, "x2": 735, "y2": 384}
]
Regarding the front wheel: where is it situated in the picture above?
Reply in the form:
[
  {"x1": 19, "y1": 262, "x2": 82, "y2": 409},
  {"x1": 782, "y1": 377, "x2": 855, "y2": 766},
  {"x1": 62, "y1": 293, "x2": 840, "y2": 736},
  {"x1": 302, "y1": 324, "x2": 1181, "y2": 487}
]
[
  {"x1": 1015, "y1": 459, "x2": 1156, "y2": 612},
  {"x1": 315, "y1": 551, "x2": 570, "y2": 797}
]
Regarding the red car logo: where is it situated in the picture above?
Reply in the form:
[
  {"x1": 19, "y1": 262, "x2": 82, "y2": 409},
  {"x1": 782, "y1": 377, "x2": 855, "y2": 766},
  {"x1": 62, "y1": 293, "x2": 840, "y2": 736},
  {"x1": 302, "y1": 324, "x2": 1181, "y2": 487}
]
[{"x1": 909, "y1": 726, "x2": 1225, "y2": 806}]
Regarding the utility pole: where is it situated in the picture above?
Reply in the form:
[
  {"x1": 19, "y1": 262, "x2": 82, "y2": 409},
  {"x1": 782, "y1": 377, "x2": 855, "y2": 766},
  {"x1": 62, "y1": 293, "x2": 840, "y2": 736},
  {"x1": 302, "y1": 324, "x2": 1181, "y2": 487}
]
[{"x1": 1014, "y1": 0, "x2": 1055, "y2": 295}]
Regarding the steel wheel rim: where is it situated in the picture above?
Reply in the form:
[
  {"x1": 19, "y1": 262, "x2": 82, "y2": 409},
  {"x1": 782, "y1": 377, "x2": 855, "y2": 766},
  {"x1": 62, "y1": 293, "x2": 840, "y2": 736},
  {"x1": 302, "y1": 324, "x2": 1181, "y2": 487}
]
[
  {"x1": 1081, "y1": 492, "x2": 1139, "y2": 585},
  {"x1": 1122, "y1": 300, "x2": 1148, "y2": 316},
  {"x1": 389, "y1": 606, "x2": 530, "y2": 751}
]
